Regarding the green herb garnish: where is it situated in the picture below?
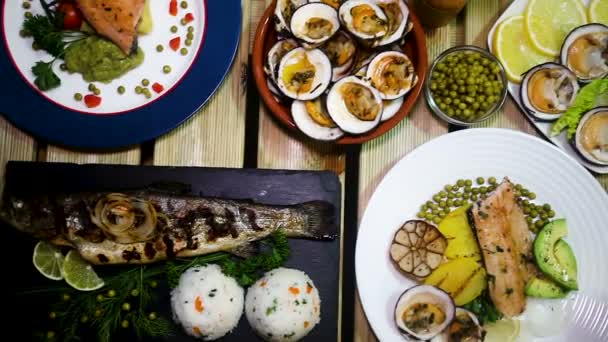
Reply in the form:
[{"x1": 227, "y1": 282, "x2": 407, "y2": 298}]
[
  {"x1": 21, "y1": 13, "x2": 87, "y2": 91},
  {"x1": 462, "y1": 291, "x2": 503, "y2": 324}
]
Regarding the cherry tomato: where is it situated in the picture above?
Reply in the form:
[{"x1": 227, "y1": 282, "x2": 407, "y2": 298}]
[
  {"x1": 169, "y1": 37, "x2": 180, "y2": 51},
  {"x1": 84, "y1": 94, "x2": 101, "y2": 108},
  {"x1": 57, "y1": 1, "x2": 83, "y2": 30}
]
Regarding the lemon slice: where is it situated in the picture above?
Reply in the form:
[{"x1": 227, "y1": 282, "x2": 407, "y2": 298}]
[
  {"x1": 589, "y1": 0, "x2": 608, "y2": 25},
  {"x1": 484, "y1": 318, "x2": 521, "y2": 342},
  {"x1": 33, "y1": 241, "x2": 65, "y2": 281},
  {"x1": 524, "y1": 0, "x2": 587, "y2": 56},
  {"x1": 492, "y1": 16, "x2": 553, "y2": 83},
  {"x1": 62, "y1": 250, "x2": 105, "y2": 291}
]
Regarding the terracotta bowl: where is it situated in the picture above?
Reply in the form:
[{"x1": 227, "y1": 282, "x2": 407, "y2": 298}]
[{"x1": 252, "y1": 1, "x2": 428, "y2": 144}]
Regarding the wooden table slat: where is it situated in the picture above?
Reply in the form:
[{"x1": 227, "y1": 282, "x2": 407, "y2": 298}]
[
  {"x1": 153, "y1": 0, "x2": 250, "y2": 168},
  {"x1": 45, "y1": 145, "x2": 141, "y2": 165}
]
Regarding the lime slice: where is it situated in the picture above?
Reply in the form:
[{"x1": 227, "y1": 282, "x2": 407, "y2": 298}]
[
  {"x1": 589, "y1": 0, "x2": 608, "y2": 25},
  {"x1": 62, "y1": 250, "x2": 105, "y2": 291},
  {"x1": 33, "y1": 241, "x2": 65, "y2": 281},
  {"x1": 484, "y1": 318, "x2": 521, "y2": 342},
  {"x1": 492, "y1": 16, "x2": 553, "y2": 83},
  {"x1": 524, "y1": 0, "x2": 587, "y2": 56}
]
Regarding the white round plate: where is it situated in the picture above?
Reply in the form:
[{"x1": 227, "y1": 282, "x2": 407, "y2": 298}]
[
  {"x1": 356, "y1": 128, "x2": 608, "y2": 341},
  {"x1": 3, "y1": 0, "x2": 205, "y2": 114}
]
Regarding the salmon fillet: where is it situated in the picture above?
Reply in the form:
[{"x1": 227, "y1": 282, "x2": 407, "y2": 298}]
[
  {"x1": 76, "y1": 0, "x2": 145, "y2": 54},
  {"x1": 470, "y1": 178, "x2": 534, "y2": 317}
]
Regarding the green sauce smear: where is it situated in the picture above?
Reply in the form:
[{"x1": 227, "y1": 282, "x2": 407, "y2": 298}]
[{"x1": 64, "y1": 36, "x2": 144, "y2": 83}]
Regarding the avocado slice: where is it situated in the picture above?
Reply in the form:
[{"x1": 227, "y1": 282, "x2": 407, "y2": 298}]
[
  {"x1": 533, "y1": 219, "x2": 578, "y2": 290},
  {"x1": 525, "y1": 277, "x2": 569, "y2": 298}
]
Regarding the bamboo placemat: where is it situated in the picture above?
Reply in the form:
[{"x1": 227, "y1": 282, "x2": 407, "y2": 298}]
[{"x1": 0, "y1": 118, "x2": 36, "y2": 197}]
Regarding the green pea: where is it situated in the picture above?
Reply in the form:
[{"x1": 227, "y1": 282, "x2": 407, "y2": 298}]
[
  {"x1": 181, "y1": 18, "x2": 187, "y2": 25},
  {"x1": 131, "y1": 289, "x2": 139, "y2": 297},
  {"x1": 117, "y1": 86, "x2": 125, "y2": 94},
  {"x1": 185, "y1": 39, "x2": 192, "y2": 46},
  {"x1": 439, "y1": 191, "x2": 447, "y2": 198},
  {"x1": 180, "y1": 47, "x2": 188, "y2": 55},
  {"x1": 94, "y1": 310, "x2": 102, "y2": 317},
  {"x1": 447, "y1": 193, "x2": 454, "y2": 199},
  {"x1": 535, "y1": 220, "x2": 545, "y2": 229},
  {"x1": 523, "y1": 207, "x2": 530, "y2": 214},
  {"x1": 439, "y1": 200, "x2": 447, "y2": 208},
  {"x1": 25, "y1": 11, "x2": 33, "y2": 18},
  {"x1": 432, "y1": 208, "x2": 439, "y2": 215},
  {"x1": 187, "y1": 32, "x2": 194, "y2": 40},
  {"x1": 528, "y1": 192, "x2": 537, "y2": 200},
  {"x1": 515, "y1": 184, "x2": 523, "y2": 191},
  {"x1": 471, "y1": 194, "x2": 478, "y2": 201},
  {"x1": 438, "y1": 211, "x2": 446, "y2": 219},
  {"x1": 96, "y1": 294, "x2": 104, "y2": 302},
  {"x1": 476, "y1": 177, "x2": 484, "y2": 185},
  {"x1": 148, "y1": 312, "x2": 157, "y2": 320},
  {"x1": 417, "y1": 212, "x2": 425, "y2": 218},
  {"x1": 122, "y1": 302, "x2": 131, "y2": 311},
  {"x1": 171, "y1": 25, "x2": 178, "y2": 33},
  {"x1": 93, "y1": 88, "x2": 101, "y2": 95},
  {"x1": 464, "y1": 185, "x2": 472, "y2": 193},
  {"x1": 530, "y1": 210, "x2": 538, "y2": 218},
  {"x1": 433, "y1": 195, "x2": 441, "y2": 202},
  {"x1": 472, "y1": 187, "x2": 479, "y2": 194},
  {"x1": 22, "y1": 2, "x2": 31, "y2": 9},
  {"x1": 540, "y1": 212, "x2": 548, "y2": 220},
  {"x1": 135, "y1": 86, "x2": 143, "y2": 94},
  {"x1": 107, "y1": 289, "x2": 116, "y2": 297},
  {"x1": 454, "y1": 199, "x2": 462, "y2": 206},
  {"x1": 457, "y1": 179, "x2": 465, "y2": 187},
  {"x1": 425, "y1": 213, "x2": 433, "y2": 220},
  {"x1": 156, "y1": 44, "x2": 164, "y2": 52},
  {"x1": 188, "y1": 26, "x2": 194, "y2": 32},
  {"x1": 121, "y1": 320, "x2": 129, "y2": 328},
  {"x1": 88, "y1": 83, "x2": 96, "y2": 91},
  {"x1": 142, "y1": 79, "x2": 150, "y2": 86},
  {"x1": 74, "y1": 93, "x2": 82, "y2": 101},
  {"x1": 163, "y1": 65, "x2": 172, "y2": 73},
  {"x1": 433, "y1": 217, "x2": 441, "y2": 224},
  {"x1": 60, "y1": 63, "x2": 67, "y2": 71},
  {"x1": 465, "y1": 179, "x2": 472, "y2": 186},
  {"x1": 462, "y1": 193, "x2": 471, "y2": 200},
  {"x1": 180, "y1": 1, "x2": 188, "y2": 8},
  {"x1": 446, "y1": 199, "x2": 454, "y2": 207},
  {"x1": 548, "y1": 210, "x2": 555, "y2": 218},
  {"x1": 479, "y1": 186, "x2": 487, "y2": 194}
]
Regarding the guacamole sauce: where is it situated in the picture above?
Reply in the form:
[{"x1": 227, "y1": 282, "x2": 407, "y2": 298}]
[{"x1": 65, "y1": 36, "x2": 144, "y2": 83}]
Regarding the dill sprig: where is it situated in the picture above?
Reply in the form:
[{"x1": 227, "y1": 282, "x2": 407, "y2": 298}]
[{"x1": 165, "y1": 230, "x2": 291, "y2": 288}]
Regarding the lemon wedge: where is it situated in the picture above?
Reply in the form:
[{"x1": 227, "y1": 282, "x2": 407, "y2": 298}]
[
  {"x1": 589, "y1": 0, "x2": 608, "y2": 25},
  {"x1": 524, "y1": 0, "x2": 587, "y2": 56},
  {"x1": 484, "y1": 318, "x2": 521, "y2": 342},
  {"x1": 492, "y1": 16, "x2": 553, "y2": 83}
]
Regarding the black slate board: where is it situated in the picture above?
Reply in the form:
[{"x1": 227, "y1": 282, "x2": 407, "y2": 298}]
[{"x1": 2, "y1": 161, "x2": 341, "y2": 342}]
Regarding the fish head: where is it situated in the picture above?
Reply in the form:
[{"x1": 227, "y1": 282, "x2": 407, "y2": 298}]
[{"x1": 0, "y1": 194, "x2": 58, "y2": 239}]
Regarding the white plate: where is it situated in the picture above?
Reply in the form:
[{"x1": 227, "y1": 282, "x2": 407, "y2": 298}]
[
  {"x1": 3, "y1": 0, "x2": 205, "y2": 114},
  {"x1": 356, "y1": 128, "x2": 608, "y2": 341},
  {"x1": 486, "y1": 0, "x2": 608, "y2": 175}
]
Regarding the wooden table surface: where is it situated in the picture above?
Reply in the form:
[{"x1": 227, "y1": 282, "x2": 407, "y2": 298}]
[{"x1": 1, "y1": 1, "x2": 606, "y2": 341}]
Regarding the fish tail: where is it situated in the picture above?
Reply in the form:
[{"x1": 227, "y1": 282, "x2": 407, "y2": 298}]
[{"x1": 297, "y1": 201, "x2": 338, "y2": 240}]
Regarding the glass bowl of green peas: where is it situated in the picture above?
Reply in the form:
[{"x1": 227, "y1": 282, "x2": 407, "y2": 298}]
[{"x1": 424, "y1": 45, "x2": 508, "y2": 125}]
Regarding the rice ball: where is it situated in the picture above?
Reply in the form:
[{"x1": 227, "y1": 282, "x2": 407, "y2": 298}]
[
  {"x1": 171, "y1": 264, "x2": 244, "y2": 340},
  {"x1": 245, "y1": 267, "x2": 321, "y2": 341}
]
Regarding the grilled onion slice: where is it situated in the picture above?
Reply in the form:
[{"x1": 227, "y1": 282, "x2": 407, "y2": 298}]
[
  {"x1": 390, "y1": 220, "x2": 447, "y2": 280},
  {"x1": 91, "y1": 193, "x2": 157, "y2": 244}
]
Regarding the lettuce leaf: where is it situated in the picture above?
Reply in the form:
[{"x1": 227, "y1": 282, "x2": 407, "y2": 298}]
[{"x1": 551, "y1": 79, "x2": 608, "y2": 139}]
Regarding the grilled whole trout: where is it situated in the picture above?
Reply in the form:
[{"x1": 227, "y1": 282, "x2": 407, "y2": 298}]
[{"x1": 0, "y1": 191, "x2": 336, "y2": 265}]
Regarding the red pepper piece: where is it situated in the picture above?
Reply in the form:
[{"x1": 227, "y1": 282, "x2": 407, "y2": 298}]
[
  {"x1": 84, "y1": 94, "x2": 101, "y2": 108},
  {"x1": 152, "y1": 82, "x2": 165, "y2": 94},
  {"x1": 169, "y1": 37, "x2": 180, "y2": 51},
  {"x1": 185, "y1": 13, "x2": 194, "y2": 23},
  {"x1": 169, "y1": 0, "x2": 178, "y2": 16}
]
